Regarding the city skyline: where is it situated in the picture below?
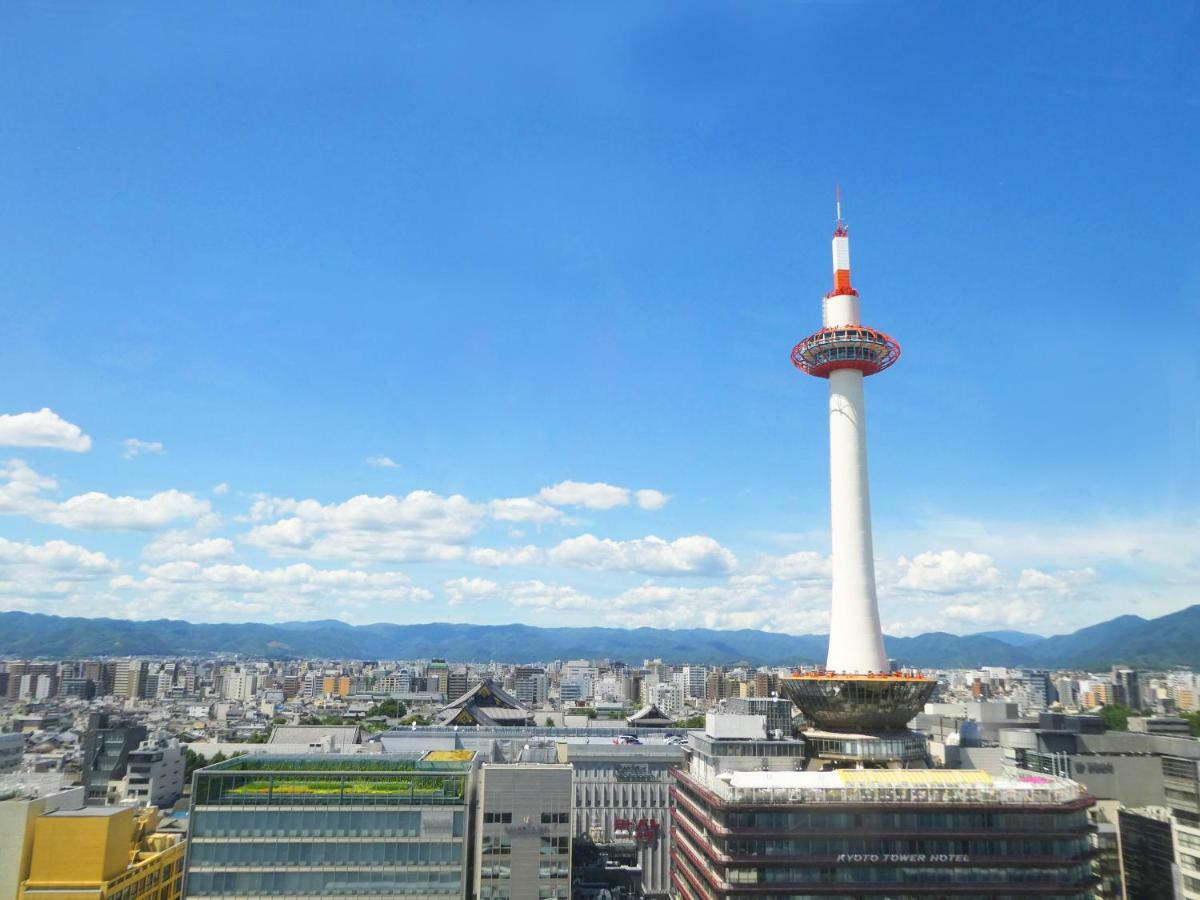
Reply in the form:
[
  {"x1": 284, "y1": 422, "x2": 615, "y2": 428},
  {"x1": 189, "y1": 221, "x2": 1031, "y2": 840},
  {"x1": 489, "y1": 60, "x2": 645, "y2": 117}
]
[{"x1": 0, "y1": 5, "x2": 1197, "y2": 636}]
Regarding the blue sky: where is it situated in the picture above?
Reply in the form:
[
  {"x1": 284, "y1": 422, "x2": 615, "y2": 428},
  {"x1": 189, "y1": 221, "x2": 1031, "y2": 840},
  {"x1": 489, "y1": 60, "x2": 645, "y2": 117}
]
[{"x1": 0, "y1": 3, "x2": 1196, "y2": 636}]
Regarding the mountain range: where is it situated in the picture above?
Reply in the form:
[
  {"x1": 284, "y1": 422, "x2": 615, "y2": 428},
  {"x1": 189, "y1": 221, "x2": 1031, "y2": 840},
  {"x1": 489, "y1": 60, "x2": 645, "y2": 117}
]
[{"x1": 1, "y1": 605, "x2": 1199, "y2": 668}]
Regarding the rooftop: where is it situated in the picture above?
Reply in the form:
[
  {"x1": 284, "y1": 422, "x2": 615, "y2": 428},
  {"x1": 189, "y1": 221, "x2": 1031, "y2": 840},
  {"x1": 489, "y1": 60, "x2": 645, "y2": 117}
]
[
  {"x1": 687, "y1": 767, "x2": 1090, "y2": 807},
  {"x1": 204, "y1": 752, "x2": 474, "y2": 773}
]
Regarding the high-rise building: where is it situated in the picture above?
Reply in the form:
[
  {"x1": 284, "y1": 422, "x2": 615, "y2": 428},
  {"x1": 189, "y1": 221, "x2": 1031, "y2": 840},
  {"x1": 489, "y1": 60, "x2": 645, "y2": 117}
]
[
  {"x1": 1114, "y1": 667, "x2": 1143, "y2": 709},
  {"x1": 427, "y1": 659, "x2": 450, "y2": 696},
  {"x1": 512, "y1": 667, "x2": 549, "y2": 707},
  {"x1": 186, "y1": 752, "x2": 474, "y2": 897},
  {"x1": 80, "y1": 714, "x2": 147, "y2": 805},
  {"x1": 679, "y1": 666, "x2": 706, "y2": 701},
  {"x1": 113, "y1": 659, "x2": 148, "y2": 700},
  {"x1": 1118, "y1": 806, "x2": 1177, "y2": 900},
  {"x1": 473, "y1": 763, "x2": 572, "y2": 900},
  {"x1": 672, "y1": 725, "x2": 1097, "y2": 898}
]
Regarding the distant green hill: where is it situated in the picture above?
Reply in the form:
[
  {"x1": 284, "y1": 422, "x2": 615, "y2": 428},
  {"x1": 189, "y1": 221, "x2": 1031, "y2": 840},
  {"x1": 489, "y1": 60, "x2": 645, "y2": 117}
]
[{"x1": 0, "y1": 606, "x2": 1196, "y2": 667}]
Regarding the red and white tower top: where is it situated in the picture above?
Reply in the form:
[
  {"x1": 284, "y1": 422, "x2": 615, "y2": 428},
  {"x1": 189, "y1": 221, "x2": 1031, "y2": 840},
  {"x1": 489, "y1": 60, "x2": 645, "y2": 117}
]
[
  {"x1": 790, "y1": 191, "x2": 901, "y2": 378},
  {"x1": 831, "y1": 185, "x2": 854, "y2": 296}
]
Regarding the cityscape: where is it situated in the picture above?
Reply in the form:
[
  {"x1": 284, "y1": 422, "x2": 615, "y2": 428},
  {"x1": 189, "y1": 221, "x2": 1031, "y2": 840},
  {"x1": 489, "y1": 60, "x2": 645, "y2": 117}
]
[{"x1": 2, "y1": 4, "x2": 1198, "y2": 900}]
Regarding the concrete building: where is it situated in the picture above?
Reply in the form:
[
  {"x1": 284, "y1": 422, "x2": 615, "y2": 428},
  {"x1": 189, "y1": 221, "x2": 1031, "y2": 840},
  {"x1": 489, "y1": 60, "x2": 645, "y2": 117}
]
[
  {"x1": 473, "y1": 763, "x2": 572, "y2": 900},
  {"x1": 512, "y1": 667, "x2": 549, "y2": 707},
  {"x1": 718, "y1": 697, "x2": 794, "y2": 738},
  {"x1": 19, "y1": 806, "x2": 184, "y2": 900},
  {"x1": 559, "y1": 743, "x2": 681, "y2": 897},
  {"x1": 122, "y1": 737, "x2": 186, "y2": 808},
  {"x1": 185, "y1": 752, "x2": 474, "y2": 897},
  {"x1": 112, "y1": 660, "x2": 147, "y2": 700},
  {"x1": 0, "y1": 778, "x2": 85, "y2": 900},
  {"x1": 1176, "y1": 817, "x2": 1200, "y2": 899},
  {"x1": 0, "y1": 735, "x2": 23, "y2": 774},
  {"x1": 673, "y1": 755, "x2": 1096, "y2": 897}
]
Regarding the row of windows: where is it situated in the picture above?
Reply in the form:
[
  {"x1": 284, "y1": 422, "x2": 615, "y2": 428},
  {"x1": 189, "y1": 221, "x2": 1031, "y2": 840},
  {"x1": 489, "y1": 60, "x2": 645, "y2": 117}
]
[
  {"x1": 185, "y1": 869, "x2": 462, "y2": 896},
  {"x1": 541, "y1": 836, "x2": 570, "y2": 855},
  {"x1": 483, "y1": 812, "x2": 512, "y2": 823},
  {"x1": 482, "y1": 837, "x2": 510, "y2": 855},
  {"x1": 717, "y1": 834, "x2": 1092, "y2": 859},
  {"x1": 191, "y1": 808, "x2": 464, "y2": 838},
  {"x1": 188, "y1": 838, "x2": 462, "y2": 867},
  {"x1": 541, "y1": 811, "x2": 569, "y2": 824},
  {"x1": 574, "y1": 781, "x2": 669, "y2": 809},
  {"x1": 712, "y1": 805, "x2": 1088, "y2": 832},
  {"x1": 721, "y1": 863, "x2": 1095, "y2": 885},
  {"x1": 1177, "y1": 830, "x2": 1200, "y2": 852}
]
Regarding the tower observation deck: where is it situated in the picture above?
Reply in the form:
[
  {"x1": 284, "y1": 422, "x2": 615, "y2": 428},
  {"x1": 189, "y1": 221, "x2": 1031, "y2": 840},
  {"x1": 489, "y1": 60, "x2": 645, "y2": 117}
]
[{"x1": 780, "y1": 193, "x2": 934, "y2": 745}]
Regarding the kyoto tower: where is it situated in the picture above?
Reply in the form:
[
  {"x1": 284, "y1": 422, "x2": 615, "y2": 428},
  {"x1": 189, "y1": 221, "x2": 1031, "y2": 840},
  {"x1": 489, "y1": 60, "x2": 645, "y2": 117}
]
[{"x1": 781, "y1": 193, "x2": 934, "y2": 743}]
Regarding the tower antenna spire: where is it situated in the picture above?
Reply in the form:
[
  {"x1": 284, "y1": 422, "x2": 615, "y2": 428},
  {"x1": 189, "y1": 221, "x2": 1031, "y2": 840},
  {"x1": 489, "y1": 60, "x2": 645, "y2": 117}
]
[{"x1": 835, "y1": 184, "x2": 842, "y2": 226}]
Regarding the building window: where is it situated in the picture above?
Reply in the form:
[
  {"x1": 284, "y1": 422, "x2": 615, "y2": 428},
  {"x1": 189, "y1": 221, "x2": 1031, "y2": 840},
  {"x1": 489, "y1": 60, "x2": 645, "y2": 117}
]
[{"x1": 540, "y1": 812, "x2": 569, "y2": 824}]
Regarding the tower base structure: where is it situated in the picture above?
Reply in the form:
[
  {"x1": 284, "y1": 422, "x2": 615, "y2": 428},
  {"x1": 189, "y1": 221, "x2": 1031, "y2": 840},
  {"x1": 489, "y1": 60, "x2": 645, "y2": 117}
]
[{"x1": 780, "y1": 672, "x2": 936, "y2": 768}]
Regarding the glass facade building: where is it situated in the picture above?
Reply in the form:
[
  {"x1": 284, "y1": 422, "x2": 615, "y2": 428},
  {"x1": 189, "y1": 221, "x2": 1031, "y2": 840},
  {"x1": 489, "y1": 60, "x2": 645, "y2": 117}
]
[{"x1": 185, "y1": 754, "x2": 472, "y2": 898}]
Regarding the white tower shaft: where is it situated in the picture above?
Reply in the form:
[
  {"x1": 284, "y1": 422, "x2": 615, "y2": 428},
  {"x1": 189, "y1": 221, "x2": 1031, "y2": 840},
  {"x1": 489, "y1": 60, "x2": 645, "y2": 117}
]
[{"x1": 825, "y1": 367, "x2": 888, "y2": 672}]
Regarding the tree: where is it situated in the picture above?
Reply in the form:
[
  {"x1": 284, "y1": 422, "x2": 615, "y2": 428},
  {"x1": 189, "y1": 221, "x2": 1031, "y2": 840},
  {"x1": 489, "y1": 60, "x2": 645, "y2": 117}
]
[
  {"x1": 366, "y1": 698, "x2": 406, "y2": 718},
  {"x1": 1099, "y1": 704, "x2": 1132, "y2": 732},
  {"x1": 270, "y1": 715, "x2": 287, "y2": 725},
  {"x1": 673, "y1": 715, "x2": 706, "y2": 729},
  {"x1": 246, "y1": 731, "x2": 270, "y2": 744},
  {"x1": 184, "y1": 746, "x2": 205, "y2": 778},
  {"x1": 544, "y1": 717, "x2": 556, "y2": 728},
  {"x1": 1181, "y1": 710, "x2": 1200, "y2": 737},
  {"x1": 399, "y1": 713, "x2": 432, "y2": 726}
]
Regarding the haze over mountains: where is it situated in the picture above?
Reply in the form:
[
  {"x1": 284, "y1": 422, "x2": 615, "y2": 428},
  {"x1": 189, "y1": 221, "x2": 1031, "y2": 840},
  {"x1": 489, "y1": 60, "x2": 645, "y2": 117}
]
[{"x1": 2, "y1": 606, "x2": 1199, "y2": 669}]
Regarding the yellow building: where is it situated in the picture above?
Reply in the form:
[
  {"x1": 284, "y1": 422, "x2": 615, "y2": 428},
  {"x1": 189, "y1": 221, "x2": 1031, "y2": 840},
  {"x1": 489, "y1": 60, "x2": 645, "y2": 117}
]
[
  {"x1": 322, "y1": 675, "x2": 351, "y2": 697},
  {"x1": 19, "y1": 806, "x2": 184, "y2": 900}
]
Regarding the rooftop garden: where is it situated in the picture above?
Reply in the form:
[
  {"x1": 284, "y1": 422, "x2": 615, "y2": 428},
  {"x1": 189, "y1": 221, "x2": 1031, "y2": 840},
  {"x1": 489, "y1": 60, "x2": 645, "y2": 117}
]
[{"x1": 226, "y1": 775, "x2": 464, "y2": 799}]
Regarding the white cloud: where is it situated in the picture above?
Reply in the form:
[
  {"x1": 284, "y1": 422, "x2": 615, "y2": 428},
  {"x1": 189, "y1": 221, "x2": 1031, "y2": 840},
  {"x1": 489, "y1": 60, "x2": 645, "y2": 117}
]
[
  {"x1": 939, "y1": 598, "x2": 1047, "y2": 631},
  {"x1": 756, "y1": 550, "x2": 831, "y2": 581},
  {"x1": 116, "y1": 561, "x2": 433, "y2": 621},
  {"x1": 1015, "y1": 567, "x2": 1097, "y2": 593},
  {"x1": 142, "y1": 531, "x2": 236, "y2": 562},
  {"x1": 243, "y1": 490, "x2": 485, "y2": 563},
  {"x1": 0, "y1": 408, "x2": 91, "y2": 452},
  {"x1": 539, "y1": 481, "x2": 631, "y2": 510},
  {"x1": 444, "y1": 577, "x2": 500, "y2": 605},
  {"x1": 895, "y1": 550, "x2": 1003, "y2": 594},
  {"x1": 548, "y1": 533, "x2": 736, "y2": 576},
  {"x1": 467, "y1": 545, "x2": 544, "y2": 567},
  {"x1": 365, "y1": 455, "x2": 398, "y2": 468},
  {"x1": 122, "y1": 438, "x2": 164, "y2": 460},
  {"x1": 489, "y1": 497, "x2": 563, "y2": 524},
  {"x1": 635, "y1": 489, "x2": 670, "y2": 511},
  {"x1": 0, "y1": 536, "x2": 118, "y2": 612},
  {"x1": 213, "y1": 483, "x2": 229, "y2": 495},
  {"x1": 0, "y1": 459, "x2": 210, "y2": 532},
  {"x1": 46, "y1": 489, "x2": 211, "y2": 532},
  {"x1": 506, "y1": 580, "x2": 599, "y2": 611},
  {"x1": 0, "y1": 459, "x2": 58, "y2": 517}
]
